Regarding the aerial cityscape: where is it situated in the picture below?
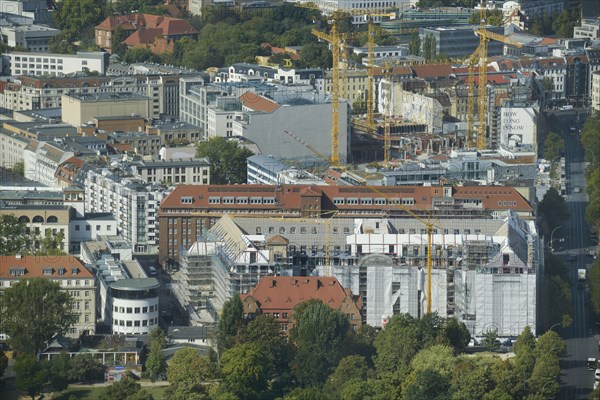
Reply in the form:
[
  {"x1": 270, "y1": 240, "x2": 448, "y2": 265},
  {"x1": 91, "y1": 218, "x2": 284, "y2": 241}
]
[{"x1": 0, "y1": 0, "x2": 598, "y2": 398}]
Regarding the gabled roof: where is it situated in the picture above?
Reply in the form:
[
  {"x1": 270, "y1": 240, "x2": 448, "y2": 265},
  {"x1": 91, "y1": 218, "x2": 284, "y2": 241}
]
[
  {"x1": 123, "y1": 28, "x2": 163, "y2": 46},
  {"x1": 240, "y1": 276, "x2": 355, "y2": 312},
  {"x1": 239, "y1": 92, "x2": 279, "y2": 113},
  {"x1": 0, "y1": 256, "x2": 90, "y2": 279}
]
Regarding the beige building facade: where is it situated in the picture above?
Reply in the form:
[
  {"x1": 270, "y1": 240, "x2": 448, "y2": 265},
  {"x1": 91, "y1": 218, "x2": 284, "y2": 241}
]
[
  {"x1": 61, "y1": 93, "x2": 150, "y2": 127},
  {"x1": 0, "y1": 255, "x2": 96, "y2": 338}
]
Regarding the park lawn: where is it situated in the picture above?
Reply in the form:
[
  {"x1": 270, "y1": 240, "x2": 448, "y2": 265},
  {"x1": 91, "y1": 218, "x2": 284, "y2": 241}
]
[{"x1": 53, "y1": 384, "x2": 169, "y2": 400}]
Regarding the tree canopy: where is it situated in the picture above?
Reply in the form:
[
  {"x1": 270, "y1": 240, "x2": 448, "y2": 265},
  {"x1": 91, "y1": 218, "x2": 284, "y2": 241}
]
[
  {"x1": 144, "y1": 327, "x2": 167, "y2": 382},
  {"x1": 0, "y1": 278, "x2": 76, "y2": 354},
  {"x1": 538, "y1": 187, "x2": 570, "y2": 238},
  {"x1": 14, "y1": 353, "x2": 48, "y2": 400},
  {"x1": 196, "y1": 137, "x2": 254, "y2": 184}
]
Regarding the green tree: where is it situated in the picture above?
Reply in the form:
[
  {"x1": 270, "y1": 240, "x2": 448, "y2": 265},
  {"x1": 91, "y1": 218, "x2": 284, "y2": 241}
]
[
  {"x1": 374, "y1": 314, "x2": 421, "y2": 377},
  {"x1": 216, "y1": 294, "x2": 244, "y2": 353},
  {"x1": 552, "y1": 9, "x2": 579, "y2": 38},
  {"x1": 101, "y1": 375, "x2": 154, "y2": 400},
  {"x1": 451, "y1": 361, "x2": 493, "y2": 400},
  {"x1": 443, "y1": 317, "x2": 471, "y2": 351},
  {"x1": 403, "y1": 368, "x2": 451, "y2": 400},
  {"x1": 49, "y1": 352, "x2": 71, "y2": 392},
  {"x1": 11, "y1": 160, "x2": 24, "y2": 176},
  {"x1": 325, "y1": 355, "x2": 372, "y2": 396},
  {"x1": 298, "y1": 42, "x2": 332, "y2": 69},
  {"x1": 35, "y1": 230, "x2": 67, "y2": 256},
  {"x1": 53, "y1": 0, "x2": 103, "y2": 38},
  {"x1": 49, "y1": 31, "x2": 78, "y2": 54},
  {"x1": 352, "y1": 97, "x2": 367, "y2": 114},
  {"x1": 111, "y1": 25, "x2": 128, "y2": 58},
  {"x1": 534, "y1": 330, "x2": 566, "y2": 359},
  {"x1": 69, "y1": 354, "x2": 106, "y2": 382},
  {"x1": 538, "y1": 187, "x2": 570, "y2": 238},
  {"x1": 0, "y1": 215, "x2": 32, "y2": 255},
  {"x1": 290, "y1": 299, "x2": 350, "y2": 386},
  {"x1": 219, "y1": 342, "x2": 271, "y2": 399},
  {"x1": 144, "y1": 327, "x2": 167, "y2": 382},
  {"x1": 481, "y1": 328, "x2": 499, "y2": 350},
  {"x1": 410, "y1": 344, "x2": 456, "y2": 379},
  {"x1": 590, "y1": 258, "x2": 600, "y2": 319},
  {"x1": 543, "y1": 131, "x2": 564, "y2": 162},
  {"x1": 14, "y1": 353, "x2": 48, "y2": 400},
  {"x1": 283, "y1": 386, "x2": 329, "y2": 400},
  {"x1": 242, "y1": 314, "x2": 290, "y2": 378},
  {"x1": 527, "y1": 353, "x2": 560, "y2": 398},
  {"x1": 514, "y1": 325, "x2": 536, "y2": 356},
  {"x1": 196, "y1": 137, "x2": 254, "y2": 184},
  {"x1": 0, "y1": 350, "x2": 8, "y2": 379},
  {"x1": 0, "y1": 278, "x2": 76, "y2": 354},
  {"x1": 408, "y1": 31, "x2": 421, "y2": 56},
  {"x1": 166, "y1": 347, "x2": 214, "y2": 399}
]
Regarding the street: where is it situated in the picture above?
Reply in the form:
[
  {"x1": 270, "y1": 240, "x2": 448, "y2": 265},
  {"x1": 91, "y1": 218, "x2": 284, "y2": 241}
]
[{"x1": 557, "y1": 114, "x2": 599, "y2": 400}]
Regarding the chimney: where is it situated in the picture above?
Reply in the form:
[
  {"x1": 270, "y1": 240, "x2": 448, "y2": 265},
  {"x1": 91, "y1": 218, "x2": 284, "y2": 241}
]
[{"x1": 270, "y1": 279, "x2": 277, "y2": 288}]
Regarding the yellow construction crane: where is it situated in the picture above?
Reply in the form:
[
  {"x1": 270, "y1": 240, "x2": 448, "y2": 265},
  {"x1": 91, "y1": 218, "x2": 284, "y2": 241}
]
[
  {"x1": 284, "y1": 131, "x2": 439, "y2": 314},
  {"x1": 466, "y1": 3, "x2": 522, "y2": 149}
]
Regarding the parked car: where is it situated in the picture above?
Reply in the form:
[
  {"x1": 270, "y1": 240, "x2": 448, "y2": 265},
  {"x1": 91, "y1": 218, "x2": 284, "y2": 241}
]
[
  {"x1": 148, "y1": 266, "x2": 157, "y2": 276},
  {"x1": 595, "y1": 368, "x2": 600, "y2": 382},
  {"x1": 588, "y1": 358, "x2": 598, "y2": 371}
]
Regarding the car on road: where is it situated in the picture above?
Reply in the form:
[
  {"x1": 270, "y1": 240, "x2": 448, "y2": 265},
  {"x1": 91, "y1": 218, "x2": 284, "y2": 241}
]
[
  {"x1": 574, "y1": 186, "x2": 581, "y2": 193},
  {"x1": 562, "y1": 105, "x2": 574, "y2": 111},
  {"x1": 148, "y1": 266, "x2": 157, "y2": 276},
  {"x1": 596, "y1": 368, "x2": 600, "y2": 382},
  {"x1": 589, "y1": 358, "x2": 598, "y2": 371}
]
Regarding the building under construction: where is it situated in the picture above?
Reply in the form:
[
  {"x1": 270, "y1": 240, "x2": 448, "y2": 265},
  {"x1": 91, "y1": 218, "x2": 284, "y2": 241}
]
[{"x1": 174, "y1": 211, "x2": 540, "y2": 337}]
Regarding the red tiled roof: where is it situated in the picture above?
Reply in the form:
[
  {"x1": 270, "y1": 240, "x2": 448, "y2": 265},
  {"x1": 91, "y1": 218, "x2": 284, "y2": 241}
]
[
  {"x1": 240, "y1": 92, "x2": 279, "y2": 113},
  {"x1": 123, "y1": 27, "x2": 163, "y2": 46},
  {"x1": 159, "y1": 184, "x2": 533, "y2": 213},
  {"x1": 240, "y1": 276, "x2": 354, "y2": 312},
  {"x1": 157, "y1": 18, "x2": 197, "y2": 36},
  {"x1": 411, "y1": 64, "x2": 454, "y2": 78},
  {"x1": 0, "y1": 256, "x2": 90, "y2": 279}
]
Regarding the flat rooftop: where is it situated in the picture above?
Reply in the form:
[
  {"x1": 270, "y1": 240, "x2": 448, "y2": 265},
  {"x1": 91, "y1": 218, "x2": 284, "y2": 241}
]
[{"x1": 64, "y1": 92, "x2": 149, "y2": 102}]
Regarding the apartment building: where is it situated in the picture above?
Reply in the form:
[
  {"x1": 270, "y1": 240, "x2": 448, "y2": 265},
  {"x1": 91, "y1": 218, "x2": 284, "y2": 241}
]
[
  {"x1": 0, "y1": 255, "x2": 96, "y2": 337},
  {"x1": 0, "y1": 74, "x2": 196, "y2": 117},
  {"x1": 592, "y1": 70, "x2": 600, "y2": 113},
  {"x1": 294, "y1": 0, "x2": 405, "y2": 24},
  {"x1": 158, "y1": 183, "x2": 533, "y2": 265},
  {"x1": 132, "y1": 157, "x2": 210, "y2": 184},
  {"x1": 5, "y1": 51, "x2": 108, "y2": 77},
  {"x1": 0, "y1": 130, "x2": 29, "y2": 169},
  {"x1": 85, "y1": 169, "x2": 170, "y2": 254}
]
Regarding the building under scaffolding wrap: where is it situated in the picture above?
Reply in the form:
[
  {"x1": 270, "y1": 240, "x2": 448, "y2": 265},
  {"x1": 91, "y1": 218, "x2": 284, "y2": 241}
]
[
  {"x1": 330, "y1": 212, "x2": 539, "y2": 336},
  {"x1": 175, "y1": 212, "x2": 539, "y2": 335}
]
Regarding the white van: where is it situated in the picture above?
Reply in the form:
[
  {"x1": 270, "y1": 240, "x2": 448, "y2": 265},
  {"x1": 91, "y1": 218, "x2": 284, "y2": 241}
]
[
  {"x1": 561, "y1": 105, "x2": 574, "y2": 111},
  {"x1": 595, "y1": 368, "x2": 600, "y2": 381},
  {"x1": 149, "y1": 266, "x2": 157, "y2": 276}
]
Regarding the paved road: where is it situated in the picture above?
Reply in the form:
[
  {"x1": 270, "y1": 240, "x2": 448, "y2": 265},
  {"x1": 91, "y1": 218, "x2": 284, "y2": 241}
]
[{"x1": 558, "y1": 114, "x2": 599, "y2": 400}]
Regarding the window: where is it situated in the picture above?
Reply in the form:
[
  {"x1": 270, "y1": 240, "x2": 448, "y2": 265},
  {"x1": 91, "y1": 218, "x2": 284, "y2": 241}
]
[
  {"x1": 282, "y1": 312, "x2": 288, "y2": 319},
  {"x1": 126, "y1": 307, "x2": 132, "y2": 314},
  {"x1": 43, "y1": 268, "x2": 52, "y2": 275},
  {"x1": 96, "y1": 225, "x2": 100, "y2": 230},
  {"x1": 273, "y1": 312, "x2": 280, "y2": 319},
  {"x1": 134, "y1": 321, "x2": 140, "y2": 327},
  {"x1": 181, "y1": 196, "x2": 194, "y2": 204},
  {"x1": 126, "y1": 321, "x2": 132, "y2": 327},
  {"x1": 143, "y1": 307, "x2": 148, "y2": 313},
  {"x1": 86, "y1": 225, "x2": 90, "y2": 231},
  {"x1": 75, "y1": 225, "x2": 80, "y2": 231},
  {"x1": 134, "y1": 307, "x2": 140, "y2": 313}
]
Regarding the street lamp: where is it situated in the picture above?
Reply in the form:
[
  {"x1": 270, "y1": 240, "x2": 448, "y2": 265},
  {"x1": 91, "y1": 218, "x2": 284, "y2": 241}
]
[
  {"x1": 549, "y1": 226, "x2": 563, "y2": 252},
  {"x1": 548, "y1": 322, "x2": 562, "y2": 332}
]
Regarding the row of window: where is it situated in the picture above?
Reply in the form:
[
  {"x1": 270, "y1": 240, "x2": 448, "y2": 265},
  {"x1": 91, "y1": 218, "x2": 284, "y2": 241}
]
[
  {"x1": 207, "y1": 196, "x2": 276, "y2": 205},
  {"x1": 113, "y1": 318, "x2": 158, "y2": 327},
  {"x1": 13, "y1": 57, "x2": 64, "y2": 63},
  {"x1": 262, "y1": 312, "x2": 289, "y2": 319},
  {"x1": 74, "y1": 224, "x2": 112, "y2": 231},
  {"x1": 113, "y1": 305, "x2": 158, "y2": 314},
  {"x1": 333, "y1": 197, "x2": 415, "y2": 206}
]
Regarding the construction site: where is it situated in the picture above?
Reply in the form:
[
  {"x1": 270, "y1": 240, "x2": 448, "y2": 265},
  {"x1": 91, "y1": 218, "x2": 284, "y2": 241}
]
[{"x1": 172, "y1": 211, "x2": 540, "y2": 337}]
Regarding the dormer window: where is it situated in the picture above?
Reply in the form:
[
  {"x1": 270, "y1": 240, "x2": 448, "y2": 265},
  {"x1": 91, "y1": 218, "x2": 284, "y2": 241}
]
[
  {"x1": 43, "y1": 267, "x2": 53, "y2": 276},
  {"x1": 181, "y1": 196, "x2": 193, "y2": 204},
  {"x1": 58, "y1": 268, "x2": 66, "y2": 276},
  {"x1": 71, "y1": 267, "x2": 79, "y2": 275},
  {"x1": 9, "y1": 268, "x2": 26, "y2": 276}
]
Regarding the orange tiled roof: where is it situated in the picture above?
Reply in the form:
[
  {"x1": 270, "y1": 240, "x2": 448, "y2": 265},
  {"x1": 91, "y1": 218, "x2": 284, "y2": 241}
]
[
  {"x1": 411, "y1": 64, "x2": 454, "y2": 78},
  {"x1": 0, "y1": 256, "x2": 90, "y2": 279},
  {"x1": 159, "y1": 184, "x2": 533, "y2": 213},
  {"x1": 96, "y1": 13, "x2": 196, "y2": 36},
  {"x1": 239, "y1": 92, "x2": 279, "y2": 113},
  {"x1": 240, "y1": 276, "x2": 354, "y2": 312},
  {"x1": 123, "y1": 27, "x2": 163, "y2": 46}
]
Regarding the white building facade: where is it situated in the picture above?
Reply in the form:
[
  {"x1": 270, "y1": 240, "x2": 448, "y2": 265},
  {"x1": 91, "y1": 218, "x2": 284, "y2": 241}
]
[
  {"x1": 85, "y1": 169, "x2": 170, "y2": 253},
  {"x1": 5, "y1": 51, "x2": 107, "y2": 77}
]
